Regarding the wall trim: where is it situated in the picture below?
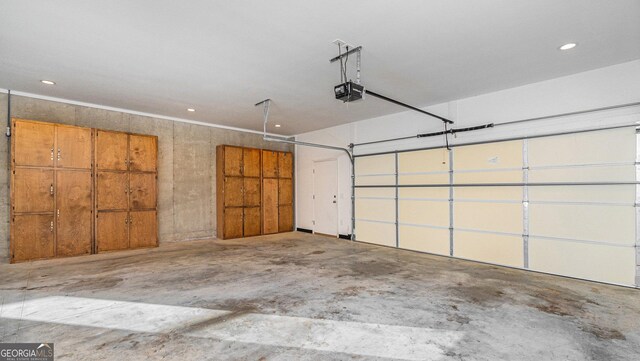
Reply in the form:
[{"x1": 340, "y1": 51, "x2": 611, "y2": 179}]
[{"x1": 0, "y1": 88, "x2": 284, "y2": 137}]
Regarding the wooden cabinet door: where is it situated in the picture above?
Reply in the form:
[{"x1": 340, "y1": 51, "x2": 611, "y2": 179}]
[
  {"x1": 96, "y1": 130, "x2": 128, "y2": 171},
  {"x1": 97, "y1": 211, "x2": 129, "y2": 252},
  {"x1": 224, "y1": 146, "x2": 243, "y2": 176},
  {"x1": 262, "y1": 178, "x2": 279, "y2": 234},
  {"x1": 278, "y1": 152, "x2": 293, "y2": 178},
  {"x1": 224, "y1": 176, "x2": 243, "y2": 207},
  {"x1": 56, "y1": 126, "x2": 92, "y2": 169},
  {"x1": 129, "y1": 135, "x2": 157, "y2": 172},
  {"x1": 243, "y1": 177, "x2": 261, "y2": 207},
  {"x1": 97, "y1": 172, "x2": 129, "y2": 210},
  {"x1": 130, "y1": 173, "x2": 157, "y2": 210},
  {"x1": 12, "y1": 214, "x2": 55, "y2": 262},
  {"x1": 13, "y1": 168, "x2": 54, "y2": 213},
  {"x1": 56, "y1": 170, "x2": 92, "y2": 257},
  {"x1": 223, "y1": 207, "x2": 243, "y2": 239},
  {"x1": 13, "y1": 120, "x2": 54, "y2": 167},
  {"x1": 262, "y1": 150, "x2": 278, "y2": 178},
  {"x1": 278, "y1": 205, "x2": 293, "y2": 232},
  {"x1": 244, "y1": 207, "x2": 261, "y2": 237},
  {"x1": 279, "y1": 178, "x2": 293, "y2": 205},
  {"x1": 130, "y1": 210, "x2": 157, "y2": 248},
  {"x1": 243, "y1": 148, "x2": 261, "y2": 177}
]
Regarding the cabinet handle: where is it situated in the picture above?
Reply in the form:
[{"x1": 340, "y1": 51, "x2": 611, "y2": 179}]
[
  {"x1": 57, "y1": 148, "x2": 61, "y2": 161},
  {"x1": 50, "y1": 184, "x2": 54, "y2": 195},
  {"x1": 57, "y1": 209, "x2": 60, "y2": 219},
  {"x1": 50, "y1": 221, "x2": 54, "y2": 232},
  {"x1": 125, "y1": 217, "x2": 128, "y2": 224},
  {"x1": 50, "y1": 148, "x2": 54, "y2": 161}
]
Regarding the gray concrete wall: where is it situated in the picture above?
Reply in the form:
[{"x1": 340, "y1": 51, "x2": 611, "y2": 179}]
[{"x1": 0, "y1": 94, "x2": 292, "y2": 261}]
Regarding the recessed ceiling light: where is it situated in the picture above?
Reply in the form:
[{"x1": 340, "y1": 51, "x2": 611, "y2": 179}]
[
  {"x1": 40, "y1": 80, "x2": 56, "y2": 85},
  {"x1": 187, "y1": 108, "x2": 195, "y2": 112},
  {"x1": 559, "y1": 43, "x2": 577, "y2": 51},
  {"x1": 275, "y1": 124, "x2": 281, "y2": 128}
]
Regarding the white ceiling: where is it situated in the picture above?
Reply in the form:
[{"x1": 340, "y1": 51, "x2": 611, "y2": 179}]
[{"x1": 1, "y1": 1, "x2": 639, "y2": 135}]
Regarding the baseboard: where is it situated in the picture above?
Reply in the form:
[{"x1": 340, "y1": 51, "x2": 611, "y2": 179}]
[{"x1": 296, "y1": 228, "x2": 313, "y2": 234}]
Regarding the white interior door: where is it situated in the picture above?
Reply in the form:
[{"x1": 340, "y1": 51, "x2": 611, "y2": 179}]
[{"x1": 313, "y1": 159, "x2": 338, "y2": 236}]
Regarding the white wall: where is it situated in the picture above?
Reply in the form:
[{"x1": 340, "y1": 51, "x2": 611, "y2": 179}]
[{"x1": 295, "y1": 59, "x2": 640, "y2": 235}]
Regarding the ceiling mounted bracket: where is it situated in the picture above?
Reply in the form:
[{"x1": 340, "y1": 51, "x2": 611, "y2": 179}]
[{"x1": 255, "y1": 98, "x2": 271, "y2": 136}]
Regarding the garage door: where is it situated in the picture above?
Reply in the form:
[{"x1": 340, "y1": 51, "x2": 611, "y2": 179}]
[{"x1": 354, "y1": 127, "x2": 638, "y2": 287}]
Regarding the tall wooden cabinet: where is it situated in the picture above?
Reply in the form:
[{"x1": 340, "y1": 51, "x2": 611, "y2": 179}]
[
  {"x1": 10, "y1": 119, "x2": 93, "y2": 262},
  {"x1": 262, "y1": 150, "x2": 293, "y2": 234},
  {"x1": 216, "y1": 145, "x2": 293, "y2": 239},
  {"x1": 216, "y1": 146, "x2": 262, "y2": 239},
  {"x1": 9, "y1": 119, "x2": 158, "y2": 263},
  {"x1": 95, "y1": 130, "x2": 158, "y2": 252}
]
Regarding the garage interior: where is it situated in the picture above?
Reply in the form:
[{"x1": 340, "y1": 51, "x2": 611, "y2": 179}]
[{"x1": 1, "y1": 1, "x2": 640, "y2": 360}]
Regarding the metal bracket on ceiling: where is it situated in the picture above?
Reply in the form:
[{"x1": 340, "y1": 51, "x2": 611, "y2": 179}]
[{"x1": 255, "y1": 98, "x2": 271, "y2": 137}]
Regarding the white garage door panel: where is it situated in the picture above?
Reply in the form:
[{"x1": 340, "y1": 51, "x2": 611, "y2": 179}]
[
  {"x1": 454, "y1": 186, "x2": 522, "y2": 201},
  {"x1": 529, "y1": 204, "x2": 635, "y2": 245},
  {"x1": 399, "y1": 226, "x2": 450, "y2": 256},
  {"x1": 356, "y1": 221, "x2": 396, "y2": 247},
  {"x1": 355, "y1": 198, "x2": 395, "y2": 222},
  {"x1": 528, "y1": 127, "x2": 635, "y2": 166},
  {"x1": 454, "y1": 140, "x2": 523, "y2": 170},
  {"x1": 455, "y1": 170, "x2": 522, "y2": 184},
  {"x1": 528, "y1": 165, "x2": 635, "y2": 183},
  {"x1": 356, "y1": 188, "x2": 395, "y2": 198},
  {"x1": 355, "y1": 175, "x2": 396, "y2": 186},
  {"x1": 454, "y1": 202, "x2": 523, "y2": 234},
  {"x1": 355, "y1": 153, "x2": 396, "y2": 186},
  {"x1": 529, "y1": 237, "x2": 636, "y2": 286},
  {"x1": 398, "y1": 149, "x2": 449, "y2": 173},
  {"x1": 355, "y1": 154, "x2": 395, "y2": 175},
  {"x1": 398, "y1": 173, "x2": 449, "y2": 185},
  {"x1": 399, "y1": 200, "x2": 449, "y2": 227},
  {"x1": 454, "y1": 231, "x2": 523, "y2": 267},
  {"x1": 399, "y1": 187, "x2": 449, "y2": 200},
  {"x1": 529, "y1": 185, "x2": 635, "y2": 203}
]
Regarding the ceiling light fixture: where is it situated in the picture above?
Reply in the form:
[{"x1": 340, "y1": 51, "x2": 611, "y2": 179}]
[
  {"x1": 187, "y1": 108, "x2": 195, "y2": 112},
  {"x1": 275, "y1": 124, "x2": 281, "y2": 128},
  {"x1": 559, "y1": 43, "x2": 577, "y2": 51},
  {"x1": 40, "y1": 80, "x2": 56, "y2": 85}
]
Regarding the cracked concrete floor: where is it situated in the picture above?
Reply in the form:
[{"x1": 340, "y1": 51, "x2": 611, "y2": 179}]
[{"x1": 0, "y1": 232, "x2": 639, "y2": 360}]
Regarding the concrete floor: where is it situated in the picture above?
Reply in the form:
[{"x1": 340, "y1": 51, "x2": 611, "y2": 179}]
[{"x1": 0, "y1": 232, "x2": 638, "y2": 360}]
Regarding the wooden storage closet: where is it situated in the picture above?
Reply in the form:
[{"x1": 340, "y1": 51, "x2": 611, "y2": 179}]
[
  {"x1": 10, "y1": 119, "x2": 92, "y2": 262},
  {"x1": 262, "y1": 150, "x2": 293, "y2": 234},
  {"x1": 9, "y1": 119, "x2": 158, "y2": 263},
  {"x1": 216, "y1": 145, "x2": 293, "y2": 239},
  {"x1": 95, "y1": 130, "x2": 158, "y2": 252}
]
